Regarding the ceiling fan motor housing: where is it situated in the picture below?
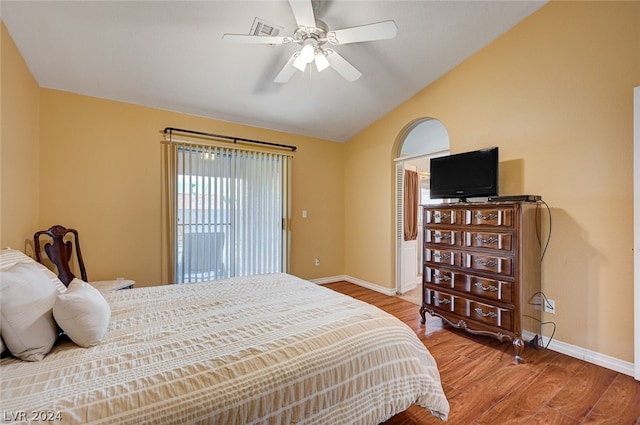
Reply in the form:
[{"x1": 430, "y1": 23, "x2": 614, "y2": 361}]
[{"x1": 293, "y1": 19, "x2": 328, "y2": 48}]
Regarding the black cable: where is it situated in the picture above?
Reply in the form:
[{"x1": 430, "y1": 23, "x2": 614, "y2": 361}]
[
  {"x1": 540, "y1": 200, "x2": 552, "y2": 261},
  {"x1": 529, "y1": 290, "x2": 554, "y2": 311},
  {"x1": 541, "y1": 321, "x2": 557, "y2": 349},
  {"x1": 538, "y1": 202, "x2": 554, "y2": 347},
  {"x1": 522, "y1": 203, "x2": 554, "y2": 349},
  {"x1": 526, "y1": 291, "x2": 557, "y2": 349},
  {"x1": 523, "y1": 313, "x2": 557, "y2": 349}
]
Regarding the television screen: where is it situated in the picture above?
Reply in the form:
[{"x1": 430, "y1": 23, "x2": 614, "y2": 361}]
[{"x1": 429, "y1": 147, "x2": 498, "y2": 201}]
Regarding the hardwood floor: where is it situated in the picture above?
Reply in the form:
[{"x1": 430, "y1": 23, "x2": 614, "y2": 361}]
[{"x1": 323, "y1": 281, "x2": 640, "y2": 425}]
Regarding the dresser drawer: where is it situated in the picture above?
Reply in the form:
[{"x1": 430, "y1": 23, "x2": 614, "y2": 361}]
[
  {"x1": 465, "y1": 208, "x2": 513, "y2": 227},
  {"x1": 465, "y1": 275, "x2": 513, "y2": 303},
  {"x1": 470, "y1": 301, "x2": 513, "y2": 331},
  {"x1": 426, "y1": 267, "x2": 513, "y2": 303},
  {"x1": 464, "y1": 231, "x2": 512, "y2": 251},
  {"x1": 424, "y1": 267, "x2": 455, "y2": 288},
  {"x1": 425, "y1": 229, "x2": 462, "y2": 246},
  {"x1": 424, "y1": 248, "x2": 462, "y2": 267},
  {"x1": 425, "y1": 289, "x2": 468, "y2": 317},
  {"x1": 465, "y1": 253, "x2": 513, "y2": 275},
  {"x1": 425, "y1": 209, "x2": 460, "y2": 225}
]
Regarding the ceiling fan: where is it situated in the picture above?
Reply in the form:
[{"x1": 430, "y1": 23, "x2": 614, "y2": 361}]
[{"x1": 222, "y1": 0, "x2": 397, "y2": 83}]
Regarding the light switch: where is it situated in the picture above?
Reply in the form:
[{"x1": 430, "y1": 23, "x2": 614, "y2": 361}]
[{"x1": 302, "y1": 210, "x2": 308, "y2": 218}]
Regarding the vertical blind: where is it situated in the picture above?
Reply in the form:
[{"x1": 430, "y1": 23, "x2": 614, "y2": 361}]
[{"x1": 166, "y1": 141, "x2": 291, "y2": 284}]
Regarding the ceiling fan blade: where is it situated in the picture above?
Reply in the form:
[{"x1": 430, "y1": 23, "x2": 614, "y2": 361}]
[
  {"x1": 288, "y1": 0, "x2": 316, "y2": 29},
  {"x1": 328, "y1": 20, "x2": 398, "y2": 45},
  {"x1": 274, "y1": 53, "x2": 299, "y2": 83},
  {"x1": 222, "y1": 34, "x2": 292, "y2": 45},
  {"x1": 325, "y1": 50, "x2": 362, "y2": 82}
]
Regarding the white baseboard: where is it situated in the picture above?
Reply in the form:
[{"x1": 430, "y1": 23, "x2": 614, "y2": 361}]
[
  {"x1": 310, "y1": 275, "x2": 349, "y2": 285},
  {"x1": 310, "y1": 274, "x2": 636, "y2": 378},
  {"x1": 343, "y1": 275, "x2": 397, "y2": 296},
  {"x1": 544, "y1": 337, "x2": 635, "y2": 377},
  {"x1": 309, "y1": 275, "x2": 396, "y2": 296}
]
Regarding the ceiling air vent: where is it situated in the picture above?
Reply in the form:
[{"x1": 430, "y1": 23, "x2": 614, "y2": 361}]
[{"x1": 250, "y1": 17, "x2": 283, "y2": 37}]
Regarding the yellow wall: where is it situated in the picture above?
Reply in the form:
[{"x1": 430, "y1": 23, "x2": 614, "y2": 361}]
[
  {"x1": 0, "y1": 23, "x2": 40, "y2": 251},
  {"x1": 1, "y1": 20, "x2": 344, "y2": 285},
  {"x1": 345, "y1": 1, "x2": 640, "y2": 362},
  {"x1": 37, "y1": 90, "x2": 345, "y2": 286}
]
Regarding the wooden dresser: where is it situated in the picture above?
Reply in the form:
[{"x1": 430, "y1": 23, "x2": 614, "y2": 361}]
[{"x1": 420, "y1": 201, "x2": 542, "y2": 361}]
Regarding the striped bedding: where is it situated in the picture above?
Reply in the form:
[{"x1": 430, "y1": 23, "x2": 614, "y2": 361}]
[{"x1": 1, "y1": 273, "x2": 449, "y2": 424}]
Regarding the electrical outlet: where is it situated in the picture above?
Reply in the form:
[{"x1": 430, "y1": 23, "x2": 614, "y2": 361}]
[
  {"x1": 544, "y1": 299, "x2": 555, "y2": 314},
  {"x1": 314, "y1": 258, "x2": 320, "y2": 266},
  {"x1": 533, "y1": 295, "x2": 542, "y2": 310}
]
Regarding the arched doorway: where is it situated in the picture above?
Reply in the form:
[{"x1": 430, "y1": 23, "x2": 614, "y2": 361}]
[{"x1": 395, "y1": 118, "x2": 450, "y2": 294}]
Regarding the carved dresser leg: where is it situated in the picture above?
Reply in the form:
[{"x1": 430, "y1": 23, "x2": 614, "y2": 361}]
[
  {"x1": 419, "y1": 305, "x2": 427, "y2": 325},
  {"x1": 513, "y1": 337, "x2": 525, "y2": 363}
]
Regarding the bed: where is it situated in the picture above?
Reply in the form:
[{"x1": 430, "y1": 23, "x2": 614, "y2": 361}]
[{"x1": 0, "y1": 249, "x2": 449, "y2": 424}]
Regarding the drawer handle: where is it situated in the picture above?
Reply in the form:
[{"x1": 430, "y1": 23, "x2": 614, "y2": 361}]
[
  {"x1": 475, "y1": 258, "x2": 498, "y2": 267},
  {"x1": 474, "y1": 282, "x2": 498, "y2": 292},
  {"x1": 474, "y1": 307, "x2": 497, "y2": 318},
  {"x1": 475, "y1": 235, "x2": 498, "y2": 244},
  {"x1": 435, "y1": 297, "x2": 451, "y2": 304},
  {"x1": 435, "y1": 212, "x2": 451, "y2": 220},
  {"x1": 476, "y1": 212, "x2": 498, "y2": 221},
  {"x1": 434, "y1": 252, "x2": 451, "y2": 261},
  {"x1": 436, "y1": 233, "x2": 452, "y2": 240},
  {"x1": 434, "y1": 274, "x2": 451, "y2": 282}
]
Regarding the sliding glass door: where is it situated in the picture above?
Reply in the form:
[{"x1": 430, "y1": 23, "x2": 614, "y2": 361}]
[{"x1": 172, "y1": 144, "x2": 291, "y2": 283}]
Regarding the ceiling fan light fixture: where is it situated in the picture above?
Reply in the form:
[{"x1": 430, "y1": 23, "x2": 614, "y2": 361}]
[
  {"x1": 293, "y1": 40, "x2": 316, "y2": 72},
  {"x1": 292, "y1": 53, "x2": 307, "y2": 72},
  {"x1": 314, "y1": 50, "x2": 330, "y2": 72},
  {"x1": 299, "y1": 42, "x2": 315, "y2": 63}
]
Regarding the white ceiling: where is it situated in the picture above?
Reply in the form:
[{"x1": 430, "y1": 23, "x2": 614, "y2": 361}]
[{"x1": 1, "y1": 0, "x2": 546, "y2": 143}]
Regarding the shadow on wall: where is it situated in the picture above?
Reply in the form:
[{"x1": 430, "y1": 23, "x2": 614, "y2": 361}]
[
  {"x1": 541, "y1": 207, "x2": 601, "y2": 349},
  {"x1": 499, "y1": 158, "x2": 524, "y2": 195}
]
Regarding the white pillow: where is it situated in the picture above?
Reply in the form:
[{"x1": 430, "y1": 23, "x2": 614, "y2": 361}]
[
  {"x1": 53, "y1": 279, "x2": 111, "y2": 347},
  {"x1": 0, "y1": 248, "x2": 33, "y2": 270},
  {"x1": 0, "y1": 262, "x2": 59, "y2": 361},
  {"x1": 0, "y1": 248, "x2": 67, "y2": 293}
]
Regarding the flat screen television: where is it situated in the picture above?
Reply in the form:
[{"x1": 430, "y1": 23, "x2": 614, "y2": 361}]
[{"x1": 429, "y1": 147, "x2": 498, "y2": 202}]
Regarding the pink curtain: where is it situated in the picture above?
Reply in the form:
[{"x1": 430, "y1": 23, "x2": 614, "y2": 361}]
[{"x1": 404, "y1": 169, "x2": 419, "y2": 241}]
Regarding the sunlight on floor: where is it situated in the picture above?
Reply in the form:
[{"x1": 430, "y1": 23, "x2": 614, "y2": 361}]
[
  {"x1": 396, "y1": 286, "x2": 421, "y2": 305},
  {"x1": 396, "y1": 286, "x2": 443, "y2": 332}
]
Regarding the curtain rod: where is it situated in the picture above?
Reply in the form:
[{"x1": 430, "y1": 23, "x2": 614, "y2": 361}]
[{"x1": 163, "y1": 127, "x2": 297, "y2": 152}]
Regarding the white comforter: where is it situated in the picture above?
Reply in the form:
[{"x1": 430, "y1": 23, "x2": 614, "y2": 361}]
[{"x1": 1, "y1": 273, "x2": 449, "y2": 424}]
